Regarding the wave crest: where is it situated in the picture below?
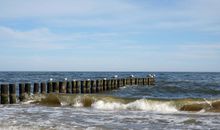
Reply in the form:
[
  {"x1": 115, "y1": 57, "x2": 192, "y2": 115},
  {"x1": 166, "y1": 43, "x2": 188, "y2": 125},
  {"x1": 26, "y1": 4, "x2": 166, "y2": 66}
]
[{"x1": 91, "y1": 99, "x2": 178, "y2": 113}]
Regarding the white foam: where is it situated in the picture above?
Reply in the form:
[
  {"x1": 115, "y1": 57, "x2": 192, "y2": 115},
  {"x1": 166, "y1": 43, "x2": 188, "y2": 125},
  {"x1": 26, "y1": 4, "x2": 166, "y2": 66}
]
[
  {"x1": 22, "y1": 100, "x2": 36, "y2": 104},
  {"x1": 91, "y1": 99, "x2": 178, "y2": 113},
  {"x1": 72, "y1": 97, "x2": 83, "y2": 107}
]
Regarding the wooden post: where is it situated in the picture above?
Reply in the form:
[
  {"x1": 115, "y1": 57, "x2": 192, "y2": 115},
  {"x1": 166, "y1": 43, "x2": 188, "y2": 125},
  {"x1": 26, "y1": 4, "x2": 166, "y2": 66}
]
[
  {"x1": 122, "y1": 78, "x2": 126, "y2": 86},
  {"x1": 19, "y1": 83, "x2": 25, "y2": 101},
  {"x1": 110, "y1": 79, "x2": 114, "y2": 90},
  {"x1": 138, "y1": 78, "x2": 142, "y2": 85},
  {"x1": 142, "y1": 78, "x2": 145, "y2": 85},
  {"x1": 47, "y1": 81, "x2": 53, "y2": 93},
  {"x1": 135, "y1": 78, "x2": 138, "y2": 85},
  {"x1": 76, "y1": 81, "x2": 80, "y2": 93},
  {"x1": 86, "y1": 80, "x2": 91, "y2": 93},
  {"x1": 96, "y1": 80, "x2": 100, "y2": 93},
  {"x1": 67, "y1": 81, "x2": 72, "y2": 93},
  {"x1": 59, "y1": 81, "x2": 66, "y2": 93},
  {"x1": 99, "y1": 80, "x2": 103, "y2": 92},
  {"x1": 52, "y1": 82, "x2": 59, "y2": 93},
  {"x1": 131, "y1": 78, "x2": 135, "y2": 85},
  {"x1": 91, "y1": 80, "x2": 96, "y2": 93},
  {"x1": 1, "y1": 84, "x2": 9, "y2": 104},
  {"x1": 72, "y1": 80, "x2": 77, "y2": 93},
  {"x1": 81, "y1": 80, "x2": 86, "y2": 94},
  {"x1": 40, "y1": 82, "x2": 46, "y2": 94},
  {"x1": 9, "y1": 84, "x2": 16, "y2": 104},
  {"x1": 148, "y1": 77, "x2": 155, "y2": 85},
  {"x1": 25, "y1": 83, "x2": 31, "y2": 95},
  {"x1": 107, "y1": 79, "x2": 111, "y2": 90},
  {"x1": 33, "y1": 82, "x2": 39, "y2": 94},
  {"x1": 143, "y1": 78, "x2": 148, "y2": 85},
  {"x1": 117, "y1": 79, "x2": 121, "y2": 88},
  {"x1": 113, "y1": 79, "x2": 117, "y2": 89},
  {"x1": 103, "y1": 79, "x2": 107, "y2": 91}
]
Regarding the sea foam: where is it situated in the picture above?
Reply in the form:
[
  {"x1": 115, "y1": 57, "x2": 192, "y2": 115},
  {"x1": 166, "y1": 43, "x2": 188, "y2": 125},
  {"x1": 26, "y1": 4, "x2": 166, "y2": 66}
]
[{"x1": 91, "y1": 99, "x2": 178, "y2": 113}]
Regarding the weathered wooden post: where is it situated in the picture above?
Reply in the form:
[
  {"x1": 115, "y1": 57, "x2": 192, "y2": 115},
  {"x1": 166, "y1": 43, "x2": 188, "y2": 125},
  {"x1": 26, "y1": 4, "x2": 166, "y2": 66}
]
[
  {"x1": 143, "y1": 78, "x2": 148, "y2": 85},
  {"x1": 107, "y1": 79, "x2": 111, "y2": 90},
  {"x1": 67, "y1": 81, "x2": 72, "y2": 93},
  {"x1": 59, "y1": 81, "x2": 66, "y2": 93},
  {"x1": 1, "y1": 84, "x2": 9, "y2": 104},
  {"x1": 126, "y1": 78, "x2": 131, "y2": 85},
  {"x1": 19, "y1": 83, "x2": 25, "y2": 101},
  {"x1": 135, "y1": 78, "x2": 138, "y2": 85},
  {"x1": 120, "y1": 79, "x2": 123, "y2": 87},
  {"x1": 76, "y1": 80, "x2": 80, "y2": 93},
  {"x1": 113, "y1": 79, "x2": 117, "y2": 89},
  {"x1": 41, "y1": 82, "x2": 46, "y2": 94},
  {"x1": 148, "y1": 77, "x2": 155, "y2": 85},
  {"x1": 96, "y1": 80, "x2": 101, "y2": 93},
  {"x1": 138, "y1": 78, "x2": 142, "y2": 85},
  {"x1": 91, "y1": 80, "x2": 96, "y2": 93},
  {"x1": 47, "y1": 81, "x2": 53, "y2": 93},
  {"x1": 33, "y1": 82, "x2": 39, "y2": 94},
  {"x1": 72, "y1": 80, "x2": 76, "y2": 93},
  {"x1": 103, "y1": 78, "x2": 107, "y2": 91},
  {"x1": 122, "y1": 78, "x2": 126, "y2": 86},
  {"x1": 110, "y1": 79, "x2": 114, "y2": 90},
  {"x1": 86, "y1": 79, "x2": 91, "y2": 93},
  {"x1": 142, "y1": 78, "x2": 145, "y2": 85},
  {"x1": 52, "y1": 82, "x2": 59, "y2": 93},
  {"x1": 25, "y1": 83, "x2": 31, "y2": 96},
  {"x1": 9, "y1": 83, "x2": 16, "y2": 104},
  {"x1": 100, "y1": 79, "x2": 103, "y2": 92},
  {"x1": 117, "y1": 79, "x2": 121, "y2": 88},
  {"x1": 131, "y1": 78, "x2": 135, "y2": 85},
  {"x1": 80, "y1": 80, "x2": 86, "y2": 94}
]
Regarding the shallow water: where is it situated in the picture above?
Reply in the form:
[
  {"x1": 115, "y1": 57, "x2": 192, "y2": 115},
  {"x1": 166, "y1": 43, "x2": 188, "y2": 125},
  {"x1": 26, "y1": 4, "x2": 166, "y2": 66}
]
[{"x1": 0, "y1": 72, "x2": 220, "y2": 129}]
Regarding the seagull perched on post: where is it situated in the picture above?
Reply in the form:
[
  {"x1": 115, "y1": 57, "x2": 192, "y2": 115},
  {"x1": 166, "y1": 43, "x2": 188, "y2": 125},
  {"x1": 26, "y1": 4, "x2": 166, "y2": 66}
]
[
  {"x1": 103, "y1": 78, "x2": 107, "y2": 80},
  {"x1": 64, "y1": 78, "x2": 68, "y2": 81},
  {"x1": 148, "y1": 74, "x2": 153, "y2": 78},
  {"x1": 130, "y1": 75, "x2": 135, "y2": 78},
  {"x1": 113, "y1": 75, "x2": 118, "y2": 78},
  {"x1": 50, "y1": 78, "x2": 53, "y2": 81}
]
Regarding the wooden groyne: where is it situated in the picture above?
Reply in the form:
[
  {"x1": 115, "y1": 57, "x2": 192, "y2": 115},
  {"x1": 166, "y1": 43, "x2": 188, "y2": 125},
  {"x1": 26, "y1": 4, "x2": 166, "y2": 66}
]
[{"x1": 0, "y1": 76, "x2": 155, "y2": 104}]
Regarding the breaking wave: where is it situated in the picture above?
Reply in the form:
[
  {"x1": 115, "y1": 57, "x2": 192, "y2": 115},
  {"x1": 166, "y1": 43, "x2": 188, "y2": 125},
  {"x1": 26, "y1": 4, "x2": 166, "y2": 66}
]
[{"x1": 29, "y1": 94, "x2": 220, "y2": 113}]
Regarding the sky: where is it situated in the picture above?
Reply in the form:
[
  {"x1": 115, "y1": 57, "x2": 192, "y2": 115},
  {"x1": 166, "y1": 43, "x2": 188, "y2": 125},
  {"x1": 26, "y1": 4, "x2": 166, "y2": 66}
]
[{"x1": 0, "y1": 0, "x2": 220, "y2": 72}]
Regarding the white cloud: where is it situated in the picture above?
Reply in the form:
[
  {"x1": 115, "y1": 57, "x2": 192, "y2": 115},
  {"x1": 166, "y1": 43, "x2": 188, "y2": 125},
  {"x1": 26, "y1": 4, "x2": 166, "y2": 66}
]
[{"x1": 0, "y1": 26, "x2": 144, "y2": 51}]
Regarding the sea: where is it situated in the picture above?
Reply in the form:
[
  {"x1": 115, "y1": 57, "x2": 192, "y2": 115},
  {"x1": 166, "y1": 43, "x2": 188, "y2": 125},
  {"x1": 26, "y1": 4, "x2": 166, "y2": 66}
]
[{"x1": 0, "y1": 72, "x2": 220, "y2": 130}]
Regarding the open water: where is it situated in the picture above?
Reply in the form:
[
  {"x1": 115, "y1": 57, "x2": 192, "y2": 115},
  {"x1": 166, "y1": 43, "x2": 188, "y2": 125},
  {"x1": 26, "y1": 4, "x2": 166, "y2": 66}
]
[{"x1": 0, "y1": 72, "x2": 220, "y2": 130}]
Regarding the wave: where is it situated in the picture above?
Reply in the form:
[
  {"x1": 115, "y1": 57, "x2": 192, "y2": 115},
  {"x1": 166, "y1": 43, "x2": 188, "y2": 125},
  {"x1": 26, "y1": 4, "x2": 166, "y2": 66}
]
[{"x1": 30, "y1": 94, "x2": 220, "y2": 113}]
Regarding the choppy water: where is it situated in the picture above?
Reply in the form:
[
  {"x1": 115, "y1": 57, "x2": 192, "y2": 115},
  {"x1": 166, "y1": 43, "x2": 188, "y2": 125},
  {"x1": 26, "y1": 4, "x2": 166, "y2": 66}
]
[{"x1": 0, "y1": 72, "x2": 220, "y2": 130}]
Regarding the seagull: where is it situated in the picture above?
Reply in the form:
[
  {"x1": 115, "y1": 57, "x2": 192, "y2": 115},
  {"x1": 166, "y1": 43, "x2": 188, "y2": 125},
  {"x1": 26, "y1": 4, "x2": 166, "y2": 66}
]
[
  {"x1": 87, "y1": 79, "x2": 90, "y2": 81},
  {"x1": 148, "y1": 74, "x2": 153, "y2": 78},
  {"x1": 49, "y1": 78, "x2": 53, "y2": 81},
  {"x1": 64, "y1": 78, "x2": 68, "y2": 81},
  {"x1": 130, "y1": 75, "x2": 135, "y2": 78},
  {"x1": 73, "y1": 79, "x2": 76, "y2": 81},
  {"x1": 113, "y1": 75, "x2": 118, "y2": 78},
  {"x1": 103, "y1": 78, "x2": 107, "y2": 80}
]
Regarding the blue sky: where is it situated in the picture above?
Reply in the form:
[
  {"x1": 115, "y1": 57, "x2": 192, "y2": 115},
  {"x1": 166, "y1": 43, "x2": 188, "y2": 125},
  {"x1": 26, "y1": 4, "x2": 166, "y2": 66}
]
[{"x1": 0, "y1": 0, "x2": 220, "y2": 72}]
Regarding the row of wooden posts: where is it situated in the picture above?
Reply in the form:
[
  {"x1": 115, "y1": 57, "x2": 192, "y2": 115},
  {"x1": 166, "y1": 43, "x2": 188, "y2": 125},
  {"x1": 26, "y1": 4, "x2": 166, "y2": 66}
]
[{"x1": 0, "y1": 77, "x2": 155, "y2": 104}]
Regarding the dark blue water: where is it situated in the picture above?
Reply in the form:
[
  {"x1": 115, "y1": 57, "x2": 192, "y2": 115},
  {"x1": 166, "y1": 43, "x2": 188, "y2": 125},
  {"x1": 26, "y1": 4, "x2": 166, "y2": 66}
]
[{"x1": 1, "y1": 72, "x2": 220, "y2": 99}]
